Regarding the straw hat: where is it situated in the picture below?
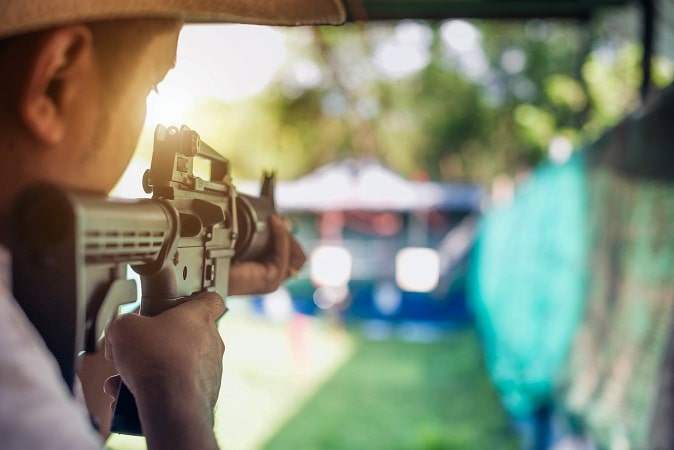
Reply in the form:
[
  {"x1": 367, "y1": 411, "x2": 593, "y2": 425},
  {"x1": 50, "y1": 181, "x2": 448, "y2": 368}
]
[{"x1": 0, "y1": 0, "x2": 347, "y2": 38}]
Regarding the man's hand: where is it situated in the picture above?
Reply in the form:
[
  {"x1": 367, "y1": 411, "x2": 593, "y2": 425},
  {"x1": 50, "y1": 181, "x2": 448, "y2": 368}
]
[
  {"x1": 105, "y1": 291, "x2": 225, "y2": 450},
  {"x1": 228, "y1": 215, "x2": 307, "y2": 295},
  {"x1": 78, "y1": 348, "x2": 118, "y2": 439}
]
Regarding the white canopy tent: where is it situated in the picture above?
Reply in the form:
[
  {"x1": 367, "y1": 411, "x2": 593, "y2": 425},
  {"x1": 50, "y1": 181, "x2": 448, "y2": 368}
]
[{"x1": 239, "y1": 157, "x2": 483, "y2": 212}]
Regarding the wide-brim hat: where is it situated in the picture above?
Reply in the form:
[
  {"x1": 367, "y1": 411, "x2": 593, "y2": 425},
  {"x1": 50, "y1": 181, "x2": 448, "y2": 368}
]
[{"x1": 0, "y1": 0, "x2": 347, "y2": 38}]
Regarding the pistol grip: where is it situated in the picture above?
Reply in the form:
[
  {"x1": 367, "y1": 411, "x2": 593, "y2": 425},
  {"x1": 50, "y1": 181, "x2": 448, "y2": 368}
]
[
  {"x1": 110, "y1": 382, "x2": 142, "y2": 436},
  {"x1": 109, "y1": 296, "x2": 189, "y2": 436}
]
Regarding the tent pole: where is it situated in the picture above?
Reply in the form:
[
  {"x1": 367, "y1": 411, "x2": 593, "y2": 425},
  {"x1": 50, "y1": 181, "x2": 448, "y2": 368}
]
[{"x1": 641, "y1": 0, "x2": 655, "y2": 101}]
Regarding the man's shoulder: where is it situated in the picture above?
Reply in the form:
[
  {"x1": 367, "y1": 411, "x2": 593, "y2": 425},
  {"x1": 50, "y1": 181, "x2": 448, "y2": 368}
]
[
  {"x1": 0, "y1": 244, "x2": 64, "y2": 377},
  {"x1": 0, "y1": 244, "x2": 49, "y2": 346},
  {"x1": 0, "y1": 246, "x2": 102, "y2": 449}
]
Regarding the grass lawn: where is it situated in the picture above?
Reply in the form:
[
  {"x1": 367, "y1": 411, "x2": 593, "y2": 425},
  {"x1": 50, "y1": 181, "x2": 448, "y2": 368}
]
[
  {"x1": 262, "y1": 325, "x2": 520, "y2": 450},
  {"x1": 106, "y1": 311, "x2": 520, "y2": 450}
]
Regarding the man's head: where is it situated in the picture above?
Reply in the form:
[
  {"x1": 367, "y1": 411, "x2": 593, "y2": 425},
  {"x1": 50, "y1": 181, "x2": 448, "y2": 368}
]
[
  {"x1": 0, "y1": 0, "x2": 345, "y2": 238},
  {"x1": 0, "y1": 19, "x2": 182, "y2": 200}
]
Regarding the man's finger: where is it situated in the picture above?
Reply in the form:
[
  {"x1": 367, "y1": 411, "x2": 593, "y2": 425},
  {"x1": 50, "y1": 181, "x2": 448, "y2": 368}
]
[
  {"x1": 268, "y1": 215, "x2": 291, "y2": 280},
  {"x1": 288, "y1": 235, "x2": 307, "y2": 275},
  {"x1": 187, "y1": 291, "x2": 227, "y2": 321},
  {"x1": 103, "y1": 374, "x2": 121, "y2": 398},
  {"x1": 104, "y1": 335, "x2": 115, "y2": 362}
]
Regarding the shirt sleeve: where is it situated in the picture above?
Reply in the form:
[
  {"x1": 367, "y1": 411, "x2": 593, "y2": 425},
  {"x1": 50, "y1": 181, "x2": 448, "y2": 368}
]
[{"x1": 0, "y1": 281, "x2": 103, "y2": 450}]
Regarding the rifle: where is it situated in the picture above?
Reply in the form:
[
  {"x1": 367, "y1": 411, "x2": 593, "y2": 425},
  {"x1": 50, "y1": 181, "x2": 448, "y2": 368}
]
[{"x1": 10, "y1": 124, "x2": 276, "y2": 435}]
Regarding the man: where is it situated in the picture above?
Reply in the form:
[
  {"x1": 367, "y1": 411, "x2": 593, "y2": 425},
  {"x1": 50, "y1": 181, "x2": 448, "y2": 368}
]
[{"x1": 0, "y1": 1, "x2": 345, "y2": 449}]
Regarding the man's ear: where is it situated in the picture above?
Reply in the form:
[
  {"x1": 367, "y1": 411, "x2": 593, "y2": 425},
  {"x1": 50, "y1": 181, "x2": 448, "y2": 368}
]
[{"x1": 19, "y1": 26, "x2": 94, "y2": 146}]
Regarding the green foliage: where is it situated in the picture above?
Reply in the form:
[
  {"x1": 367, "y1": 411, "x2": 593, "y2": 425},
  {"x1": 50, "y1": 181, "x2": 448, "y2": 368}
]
[
  {"x1": 514, "y1": 104, "x2": 556, "y2": 149},
  {"x1": 183, "y1": 11, "x2": 673, "y2": 185},
  {"x1": 581, "y1": 42, "x2": 641, "y2": 136},
  {"x1": 545, "y1": 75, "x2": 588, "y2": 112},
  {"x1": 414, "y1": 62, "x2": 497, "y2": 180},
  {"x1": 653, "y1": 57, "x2": 674, "y2": 88},
  {"x1": 262, "y1": 329, "x2": 520, "y2": 450}
]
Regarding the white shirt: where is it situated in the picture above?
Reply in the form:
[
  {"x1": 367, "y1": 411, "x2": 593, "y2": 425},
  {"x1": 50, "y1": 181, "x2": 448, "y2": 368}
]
[{"x1": 0, "y1": 246, "x2": 102, "y2": 449}]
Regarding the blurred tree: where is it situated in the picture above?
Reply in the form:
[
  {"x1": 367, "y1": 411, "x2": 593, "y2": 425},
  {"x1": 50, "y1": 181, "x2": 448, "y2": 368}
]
[{"x1": 178, "y1": 8, "x2": 673, "y2": 185}]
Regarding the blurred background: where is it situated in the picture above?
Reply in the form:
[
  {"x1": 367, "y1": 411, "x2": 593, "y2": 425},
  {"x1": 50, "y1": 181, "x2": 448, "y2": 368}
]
[{"x1": 107, "y1": 1, "x2": 674, "y2": 449}]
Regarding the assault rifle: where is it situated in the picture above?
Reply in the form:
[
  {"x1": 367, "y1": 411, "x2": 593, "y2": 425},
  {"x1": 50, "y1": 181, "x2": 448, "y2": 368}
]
[{"x1": 11, "y1": 124, "x2": 276, "y2": 435}]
